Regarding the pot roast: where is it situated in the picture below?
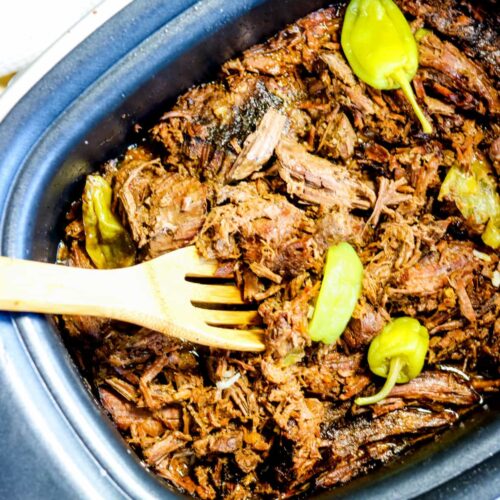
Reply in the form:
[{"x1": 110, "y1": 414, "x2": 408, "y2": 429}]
[{"x1": 58, "y1": 1, "x2": 499, "y2": 498}]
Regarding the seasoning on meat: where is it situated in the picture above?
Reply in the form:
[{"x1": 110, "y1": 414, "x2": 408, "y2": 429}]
[
  {"x1": 58, "y1": 2, "x2": 500, "y2": 498},
  {"x1": 228, "y1": 107, "x2": 287, "y2": 181}
]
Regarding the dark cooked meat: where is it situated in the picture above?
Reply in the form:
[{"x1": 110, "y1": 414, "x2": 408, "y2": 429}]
[
  {"x1": 320, "y1": 52, "x2": 379, "y2": 116},
  {"x1": 227, "y1": 108, "x2": 287, "y2": 181},
  {"x1": 114, "y1": 157, "x2": 207, "y2": 259},
  {"x1": 418, "y1": 31, "x2": 499, "y2": 114},
  {"x1": 151, "y1": 77, "x2": 283, "y2": 182},
  {"x1": 327, "y1": 409, "x2": 456, "y2": 459},
  {"x1": 392, "y1": 240, "x2": 477, "y2": 296},
  {"x1": 398, "y1": 0, "x2": 500, "y2": 79},
  {"x1": 258, "y1": 284, "x2": 319, "y2": 358},
  {"x1": 197, "y1": 190, "x2": 321, "y2": 280},
  {"x1": 344, "y1": 301, "x2": 386, "y2": 349},
  {"x1": 99, "y1": 387, "x2": 161, "y2": 432},
  {"x1": 276, "y1": 136, "x2": 376, "y2": 209},
  {"x1": 314, "y1": 207, "x2": 364, "y2": 251},
  {"x1": 59, "y1": 2, "x2": 500, "y2": 499},
  {"x1": 317, "y1": 409, "x2": 457, "y2": 488},
  {"x1": 387, "y1": 371, "x2": 479, "y2": 405}
]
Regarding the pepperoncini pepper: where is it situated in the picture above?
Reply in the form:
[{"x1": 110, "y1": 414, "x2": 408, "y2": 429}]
[
  {"x1": 82, "y1": 175, "x2": 136, "y2": 269},
  {"x1": 309, "y1": 242, "x2": 363, "y2": 345},
  {"x1": 355, "y1": 317, "x2": 429, "y2": 406},
  {"x1": 438, "y1": 157, "x2": 500, "y2": 250},
  {"x1": 341, "y1": 0, "x2": 433, "y2": 133}
]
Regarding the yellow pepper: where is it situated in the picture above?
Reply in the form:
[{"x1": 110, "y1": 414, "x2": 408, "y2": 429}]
[
  {"x1": 82, "y1": 175, "x2": 136, "y2": 269},
  {"x1": 309, "y1": 242, "x2": 363, "y2": 345},
  {"x1": 438, "y1": 157, "x2": 500, "y2": 250},
  {"x1": 341, "y1": 0, "x2": 432, "y2": 133},
  {"x1": 482, "y1": 216, "x2": 500, "y2": 250},
  {"x1": 356, "y1": 317, "x2": 429, "y2": 406}
]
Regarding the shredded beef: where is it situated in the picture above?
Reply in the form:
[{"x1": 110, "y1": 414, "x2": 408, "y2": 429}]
[
  {"x1": 327, "y1": 409, "x2": 456, "y2": 460},
  {"x1": 397, "y1": 0, "x2": 500, "y2": 79},
  {"x1": 59, "y1": 2, "x2": 500, "y2": 499},
  {"x1": 317, "y1": 409, "x2": 456, "y2": 488},
  {"x1": 276, "y1": 136, "x2": 376, "y2": 209},
  {"x1": 228, "y1": 108, "x2": 287, "y2": 181},
  {"x1": 392, "y1": 240, "x2": 477, "y2": 296},
  {"x1": 115, "y1": 158, "x2": 207, "y2": 259},
  {"x1": 258, "y1": 284, "x2": 319, "y2": 358},
  {"x1": 344, "y1": 301, "x2": 386, "y2": 349},
  {"x1": 197, "y1": 191, "x2": 321, "y2": 280},
  {"x1": 387, "y1": 370, "x2": 479, "y2": 405},
  {"x1": 418, "y1": 31, "x2": 499, "y2": 114}
]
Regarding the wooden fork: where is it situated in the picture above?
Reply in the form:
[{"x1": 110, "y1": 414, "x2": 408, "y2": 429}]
[{"x1": 0, "y1": 246, "x2": 265, "y2": 351}]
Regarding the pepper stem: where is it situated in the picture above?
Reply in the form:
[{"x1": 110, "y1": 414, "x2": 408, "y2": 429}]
[
  {"x1": 355, "y1": 356, "x2": 405, "y2": 406},
  {"x1": 392, "y1": 70, "x2": 433, "y2": 134}
]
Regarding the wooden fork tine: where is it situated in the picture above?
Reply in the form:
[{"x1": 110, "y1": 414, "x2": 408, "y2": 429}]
[
  {"x1": 184, "y1": 261, "x2": 220, "y2": 278},
  {"x1": 197, "y1": 309, "x2": 260, "y2": 326},
  {"x1": 173, "y1": 246, "x2": 220, "y2": 278},
  {"x1": 188, "y1": 283, "x2": 245, "y2": 305},
  {"x1": 201, "y1": 325, "x2": 265, "y2": 351},
  {"x1": 0, "y1": 247, "x2": 265, "y2": 351}
]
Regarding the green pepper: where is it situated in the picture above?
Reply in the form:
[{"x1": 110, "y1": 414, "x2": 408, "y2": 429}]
[
  {"x1": 341, "y1": 0, "x2": 433, "y2": 133},
  {"x1": 355, "y1": 317, "x2": 429, "y2": 406},
  {"x1": 482, "y1": 216, "x2": 500, "y2": 250},
  {"x1": 309, "y1": 242, "x2": 363, "y2": 345},
  {"x1": 82, "y1": 175, "x2": 136, "y2": 269},
  {"x1": 438, "y1": 157, "x2": 500, "y2": 250},
  {"x1": 281, "y1": 349, "x2": 305, "y2": 367},
  {"x1": 414, "y1": 28, "x2": 432, "y2": 42}
]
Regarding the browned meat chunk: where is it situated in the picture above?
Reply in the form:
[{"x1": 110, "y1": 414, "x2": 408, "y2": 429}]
[
  {"x1": 320, "y1": 52, "x2": 357, "y2": 88},
  {"x1": 276, "y1": 136, "x2": 376, "y2": 209},
  {"x1": 418, "y1": 32, "x2": 499, "y2": 114},
  {"x1": 228, "y1": 108, "x2": 287, "y2": 181},
  {"x1": 328, "y1": 408, "x2": 456, "y2": 459},
  {"x1": 314, "y1": 207, "x2": 364, "y2": 251},
  {"x1": 366, "y1": 177, "x2": 414, "y2": 228},
  {"x1": 193, "y1": 430, "x2": 244, "y2": 457},
  {"x1": 259, "y1": 284, "x2": 318, "y2": 358},
  {"x1": 317, "y1": 409, "x2": 457, "y2": 488},
  {"x1": 215, "y1": 179, "x2": 270, "y2": 205},
  {"x1": 344, "y1": 301, "x2": 386, "y2": 349},
  {"x1": 151, "y1": 77, "x2": 283, "y2": 181},
  {"x1": 235, "y1": 448, "x2": 262, "y2": 473},
  {"x1": 387, "y1": 371, "x2": 479, "y2": 405},
  {"x1": 115, "y1": 160, "x2": 207, "y2": 259},
  {"x1": 144, "y1": 432, "x2": 191, "y2": 465},
  {"x1": 100, "y1": 387, "x2": 162, "y2": 432},
  {"x1": 398, "y1": 0, "x2": 500, "y2": 79},
  {"x1": 318, "y1": 111, "x2": 357, "y2": 161},
  {"x1": 197, "y1": 191, "x2": 320, "y2": 278},
  {"x1": 321, "y1": 52, "x2": 378, "y2": 115},
  {"x1": 392, "y1": 241, "x2": 477, "y2": 296}
]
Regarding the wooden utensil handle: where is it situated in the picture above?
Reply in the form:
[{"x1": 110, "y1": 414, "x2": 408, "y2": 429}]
[{"x1": 0, "y1": 256, "x2": 137, "y2": 319}]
